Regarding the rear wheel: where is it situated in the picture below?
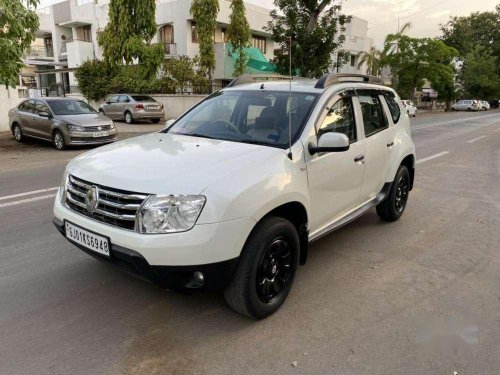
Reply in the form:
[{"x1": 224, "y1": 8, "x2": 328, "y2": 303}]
[
  {"x1": 124, "y1": 111, "x2": 134, "y2": 124},
  {"x1": 224, "y1": 216, "x2": 300, "y2": 319},
  {"x1": 151, "y1": 119, "x2": 161, "y2": 124},
  {"x1": 53, "y1": 130, "x2": 66, "y2": 150},
  {"x1": 12, "y1": 124, "x2": 24, "y2": 142},
  {"x1": 450, "y1": 108, "x2": 456, "y2": 111},
  {"x1": 376, "y1": 165, "x2": 410, "y2": 222}
]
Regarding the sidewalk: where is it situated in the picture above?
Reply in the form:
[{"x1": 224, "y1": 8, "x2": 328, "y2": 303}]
[{"x1": 114, "y1": 121, "x2": 165, "y2": 133}]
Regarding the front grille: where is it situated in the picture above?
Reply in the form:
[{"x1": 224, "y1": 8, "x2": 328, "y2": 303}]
[
  {"x1": 70, "y1": 135, "x2": 116, "y2": 142},
  {"x1": 82, "y1": 124, "x2": 113, "y2": 131},
  {"x1": 65, "y1": 175, "x2": 149, "y2": 231}
]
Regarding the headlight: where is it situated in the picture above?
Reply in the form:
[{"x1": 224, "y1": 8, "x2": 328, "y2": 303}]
[
  {"x1": 110, "y1": 123, "x2": 115, "y2": 129},
  {"x1": 60, "y1": 170, "x2": 69, "y2": 204},
  {"x1": 67, "y1": 124, "x2": 86, "y2": 132},
  {"x1": 137, "y1": 195, "x2": 206, "y2": 234}
]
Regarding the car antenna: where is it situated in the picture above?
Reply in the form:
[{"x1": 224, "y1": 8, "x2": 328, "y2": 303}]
[{"x1": 287, "y1": 36, "x2": 293, "y2": 161}]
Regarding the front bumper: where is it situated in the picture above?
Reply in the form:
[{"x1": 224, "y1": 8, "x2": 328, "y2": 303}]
[
  {"x1": 53, "y1": 218, "x2": 238, "y2": 292},
  {"x1": 53, "y1": 192, "x2": 256, "y2": 290},
  {"x1": 65, "y1": 129, "x2": 118, "y2": 146}
]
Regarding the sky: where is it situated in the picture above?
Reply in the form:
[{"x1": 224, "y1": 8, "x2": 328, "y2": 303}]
[{"x1": 39, "y1": 0, "x2": 498, "y2": 48}]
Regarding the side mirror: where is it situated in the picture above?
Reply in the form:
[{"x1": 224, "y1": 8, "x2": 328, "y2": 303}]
[
  {"x1": 38, "y1": 111, "x2": 51, "y2": 118},
  {"x1": 105, "y1": 100, "x2": 111, "y2": 105},
  {"x1": 309, "y1": 132, "x2": 350, "y2": 155},
  {"x1": 164, "y1": 118, "x2": 176, "y2": 130}
]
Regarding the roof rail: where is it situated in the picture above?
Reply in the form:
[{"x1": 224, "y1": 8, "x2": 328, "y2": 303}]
[
  {"x1": 315, "y1": 73, "x2": 385, "y2": 89},
  {"x1": 227, "y1": 74, "x2": 298, "y2": 88}
]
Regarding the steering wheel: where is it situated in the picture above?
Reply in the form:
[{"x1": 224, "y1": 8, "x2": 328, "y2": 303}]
[{"x1": 213, "y1": 120, "x2": 240, "y2": 133}]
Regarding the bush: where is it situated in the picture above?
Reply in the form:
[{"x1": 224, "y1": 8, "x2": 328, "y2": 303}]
[{"x1": 75, "y1": 56, "x2": 211, "y2": 100}]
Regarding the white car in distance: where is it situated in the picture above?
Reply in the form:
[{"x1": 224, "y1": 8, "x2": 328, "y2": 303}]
[
  {"x1": 53, "y1": 74, "x2": 416, "y2": 319},
  {"x1": 401, "y1": 100, "x2": 417, "y2": 117}
]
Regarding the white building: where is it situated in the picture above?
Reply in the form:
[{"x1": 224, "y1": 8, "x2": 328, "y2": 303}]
[
  {"x1": 332, "y1": 16, "x2": 374, "y2": 75},
  {"x1": 24, "y1": 0, "x2": 275, "y2": 91}
]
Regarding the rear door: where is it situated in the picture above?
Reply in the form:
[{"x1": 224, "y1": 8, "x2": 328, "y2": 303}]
[
  {"x1": 356, "y1": 89, "x2": 395, "y2": 201},
  {"x1": 18, "y1": 100, "x2": 37, "y2": 135},
  {"x1": 103, "y1": 95, "x2": 120, "y2": 118}
]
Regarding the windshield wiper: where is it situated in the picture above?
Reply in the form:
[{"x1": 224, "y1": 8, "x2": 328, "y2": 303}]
[
  {"x1": 240, "y1": 139, "x2": 275, "y2": 147},
  {"x1": 175, "y1": 133, "x2": 216, "y2": 140}
]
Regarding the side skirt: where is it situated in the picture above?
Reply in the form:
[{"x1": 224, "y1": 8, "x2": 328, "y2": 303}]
[{"x1": 308, "y1": 182, "x2": 392, "y2": 243}]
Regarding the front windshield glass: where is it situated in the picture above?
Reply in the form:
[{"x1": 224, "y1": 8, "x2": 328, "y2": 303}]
[
  {"x1": 47, "y1": 100, "x2": 97, "y2": 115},
  {"x1": 165, "y1": 90, "x2": 319, "y2": 148}
]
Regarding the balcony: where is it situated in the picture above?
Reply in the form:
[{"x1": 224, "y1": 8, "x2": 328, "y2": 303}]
[{"x1": 25, "y1": 45, "x2": 54, "y2": 60}]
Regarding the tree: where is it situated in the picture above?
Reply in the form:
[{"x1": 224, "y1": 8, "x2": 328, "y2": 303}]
[
  {"x1": 74, "y1": 60, "x2": 113, "y2": 101},
  {"x1": 0, "y1": 0, "x2": 39, "y2": 87},
  {"x1": 461, "y1": 46, "x2": 500, "y2": 99},
  {"x1": 384, "y1": 36, "x2": 458, "y2": 100},
  {"x1": 383, "y1": 22, "x2": 412, "y2": 89},
  {"x1": 266, "y1": 0, "x2": 350, "y2": 78},
  {"x1": 227, "y1": 0, "x2": 251, "y2": 77},
  {"x1": 190, "y1": 0, "x2": 220, "y2": 82},
  {"x1": 97, "y1": 0, "x2": 163, "y2": 78},
  {"x1": 357, "y1": 47, "x2": 383, "y2": 76},
  {"x1": 440, "y1": 5, "x2": 500, "y2": 59}
]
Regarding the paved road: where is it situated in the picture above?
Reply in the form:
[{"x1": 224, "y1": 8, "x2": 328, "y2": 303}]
[{"x1": 1, "y1": 110, "x2": 499, "y2": 374}]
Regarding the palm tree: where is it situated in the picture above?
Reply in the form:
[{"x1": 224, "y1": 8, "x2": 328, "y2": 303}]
[
  {"x1": 357, "y1": 47, "x2": 382, "y2": 76},
  {"x1": 383, "y1": 22, "x2": 412, "y2": 89}
]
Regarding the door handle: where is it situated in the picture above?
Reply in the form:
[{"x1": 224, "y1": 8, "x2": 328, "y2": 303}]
[
  {"x1": 354, "y1": 155, "x2": 365, "y2": 163},
  {"x1": 387, "y1": 141, "x2": 394, "y2": 147}
]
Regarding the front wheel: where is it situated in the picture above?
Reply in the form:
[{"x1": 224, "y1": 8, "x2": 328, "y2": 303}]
[
  {"x1": 376, "y1": 165, "x2": 410, "y2": 222},
  {"x1": 224, "y1": 217, "x2": 300, "y2": 319},
  {"x1": 53, "y1": 130, "x2": 66, "y2": 150}
]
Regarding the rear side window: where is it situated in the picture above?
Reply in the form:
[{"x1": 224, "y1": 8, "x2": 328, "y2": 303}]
[
  {"x1": 382, "y1": 90, "x2": 401, "y2": 124},
  {"x1": 18, "y1": 101, "x2": 33, "y2": 113},
  {"x1": 358, "y1": 90, "x2": 388, "y2": 137}
]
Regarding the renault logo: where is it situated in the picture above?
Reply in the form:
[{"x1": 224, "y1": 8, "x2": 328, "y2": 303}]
[{"x1": 85, "y1": 186, "x2": 99, "y2": 213}]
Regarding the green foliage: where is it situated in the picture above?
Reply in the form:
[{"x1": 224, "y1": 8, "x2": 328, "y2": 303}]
[
  {"x1": 461, "y1": 46, "x2": 500, "y2": 99},
  {"x1": 384, "y1": 37, "x2": 458, "y2": 99},
  {"x1": 382, "y1": 22, "x2": 412, "y2": 89},
  {"x1": 227, "y1": 0, "x2": 251, "y2": 77},
  {"x1": 266, "y1": 0, "x2": 349, "y2": 78},
  {"x1": 190, "y1": 0, "x2": 220, "y2": 79},
  {"x1": 440, "y1": 5, "x2": 500, "y2": 59},
  {"x1": 0, "y1": 0, "x2": 40, "y2": 87},
  {"x1": 357, "y1": 47, "x2": 383, "y2": 76},
  {"x1": 97, "y1": 0, "x2": 163, "y2": 78},
  {"x1": 75, "y1": 57, "x2": 209, "y2": 100}
]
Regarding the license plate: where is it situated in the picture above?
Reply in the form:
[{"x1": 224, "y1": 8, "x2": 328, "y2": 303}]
[
  {"x1": 147, "y1": 105, "x2": 159, "y2": 110},
  {"x1": 93, "y1": 131, "x2": 109, "y2": 138},
  {"x1": 65, "y1": 221, "x2": 110, "y2": 257}
]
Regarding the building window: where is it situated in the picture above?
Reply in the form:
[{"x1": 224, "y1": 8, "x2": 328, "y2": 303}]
[
  {"x1": 350, "y1": 54, "x2": 356, "y2": 67},
  {"x1": 191, "y1": 21, "x2": 198, "y2": 43},
  {"x1": 159, "y1": 24, "x2": 174, "y2": 44},
  {"x1": 76, "y1": 25, "x2": 92, "y2": 42},
  {"x1": 252, "y1": 35, "x2": 266, "y2": 54},
  {"x1": 75, "y1": 0, "x2": 94, "y2": 5}
]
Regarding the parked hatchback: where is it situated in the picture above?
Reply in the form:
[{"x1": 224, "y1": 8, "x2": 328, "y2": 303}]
[
  {"x1": 99, "y1": 94, "x2": 165, "y2": 124},
  {"x1": 451, "y1": 99, "x2": 480, "y2": 111},
  {"x1": 8, "y1": 98, "x2": 117, "y2": 150},
  {"x1": 479, "y1": 101, "x2": 490, "y2": 111},
  {"x1": 401, "y1": 100, "x2": 417, "y2": 117}
]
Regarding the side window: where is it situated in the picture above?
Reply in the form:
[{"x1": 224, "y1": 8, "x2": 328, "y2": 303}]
[
  {"x1": 108, "y1": 95, "x2": 118, "y2": 104},
  {"x1": 382, "y1": 91, "x2": 401, "y2": 124},
  {"x1": 317, "y1": 96, "x2": 357, "y2": 142},
  {"x1": 358, "y1": 90, "x2": 388, "y2": 137},
  {"x1": 35, "y1": 101, "x2": 50, "y2": 115},
  {"x1": 18, "y1": 101, "x2": 31, "y2": 112},
  {"x1": 118, "y1": 95, "x2": 129, "y2": 103}
]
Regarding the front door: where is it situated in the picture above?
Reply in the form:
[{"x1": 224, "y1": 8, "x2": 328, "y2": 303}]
[
  {"x1": 32, "y1": 100, "x2": 53, "y2": 139},
  {"x1": 306, "y1": 91, "x2": 365, "y2": 233},
  {"x1": 356, "y1": 89, "x2": 395, "y2": 201}
]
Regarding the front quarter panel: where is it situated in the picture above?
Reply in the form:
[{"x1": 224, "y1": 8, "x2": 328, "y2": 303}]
[{"x1": 386, "y1": 114, "x2": 416, "y2": 183}]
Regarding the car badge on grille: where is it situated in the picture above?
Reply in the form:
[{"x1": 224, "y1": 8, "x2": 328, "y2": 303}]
[
  {"x1": 85, "y1": 186, "x2": 99, "y2": 213},
  {"x1": 97, "y1": 126, "x2": 102, "y2": 131}
]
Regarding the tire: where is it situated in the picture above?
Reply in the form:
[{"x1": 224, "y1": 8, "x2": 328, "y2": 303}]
[
  {"x1": 12, "y1": 123, "x2": 24, "y2": 143},
  {"x1": 53, "y1": 130, "x2": 66, "y2": 150},
  {"x1": 450, "y1": 108, "x2": 456, "y2": 111},
  {"x1": 99, "y1": 109, "x2": 105, "y2": 115},
  {"x1": 467, "y1": 108, "x2": 472, "y2": 112},
  {"x1": 376, "y1": 165, "x2": 410, "y2": 222},
  {"x1": 151, "y1": 119, "x2": 161, "y2": 124},
  {"x1": 224, "y1": 216, "x2": 300, "y2": 319},
  {"x1": 124, "y1": 111, "x2": 134, "y2": 124}
]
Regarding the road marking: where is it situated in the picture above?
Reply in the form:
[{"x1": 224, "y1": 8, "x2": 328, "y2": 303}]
[
  {"x1": 416, "y1": 151, "x2": 449, "y2": 165},
  {"x1": 466, "y1": 135, "x2": 486, "y2": 143},
  {"x1": 0, "y1": 194, "x2": 56, "y2": 208},
  {"x1": 0, "y1": 187, "x2": 59, "y2": 202},
  {"x1": 412, "y1": 113, "x2": 499, "y2": 131}
]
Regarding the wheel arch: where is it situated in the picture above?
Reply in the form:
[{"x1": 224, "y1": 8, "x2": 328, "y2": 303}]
[{"x1": 400, "y1": 154, "x2": 415, "y2": 190}]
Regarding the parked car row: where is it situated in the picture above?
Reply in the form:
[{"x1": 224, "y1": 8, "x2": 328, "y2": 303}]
[
  {"x1": 8, "y1": 94, "x2": 165, "y2": 150},
  {"x1": 451, "y1": 99, "x2": 493, "y2": 111}
]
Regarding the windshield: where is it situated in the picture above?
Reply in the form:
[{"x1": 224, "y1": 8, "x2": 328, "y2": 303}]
[
  {"x1": 165, "y1": 90, "x2": 319, "y2": 148},
  {"x1": 47, "y1": 100, "x2": 97, "y2": 115},
  {"x1": 132, "y1": 95, "x2": 156, "y2": 102}
]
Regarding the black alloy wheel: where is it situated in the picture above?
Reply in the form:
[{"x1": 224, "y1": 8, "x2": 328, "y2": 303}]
[{"x1": 394, "y1": 174, "x2": 409, "y2": 213}]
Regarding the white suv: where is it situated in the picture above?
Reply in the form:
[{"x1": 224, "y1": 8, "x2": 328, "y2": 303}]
[{"x1": 53, "y1": 74, "x2": 416, "y2": 319}]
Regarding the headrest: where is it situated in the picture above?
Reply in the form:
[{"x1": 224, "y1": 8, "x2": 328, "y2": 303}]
[{"x1": 255, "y1": 117, "x2": 276, "y2": 129}]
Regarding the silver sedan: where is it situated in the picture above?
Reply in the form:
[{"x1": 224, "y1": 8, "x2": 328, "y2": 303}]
[{"x1": 8, "y1": 97, "x2": 117, "y2": 150}]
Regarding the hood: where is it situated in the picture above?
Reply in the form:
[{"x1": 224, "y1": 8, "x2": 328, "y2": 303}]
[
  {"x1": 56, "y1": 113, "x2": 112, "y2": 126},
  {"x1": 67, "y1": 133, "x2": 283, "y2": 194}
]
